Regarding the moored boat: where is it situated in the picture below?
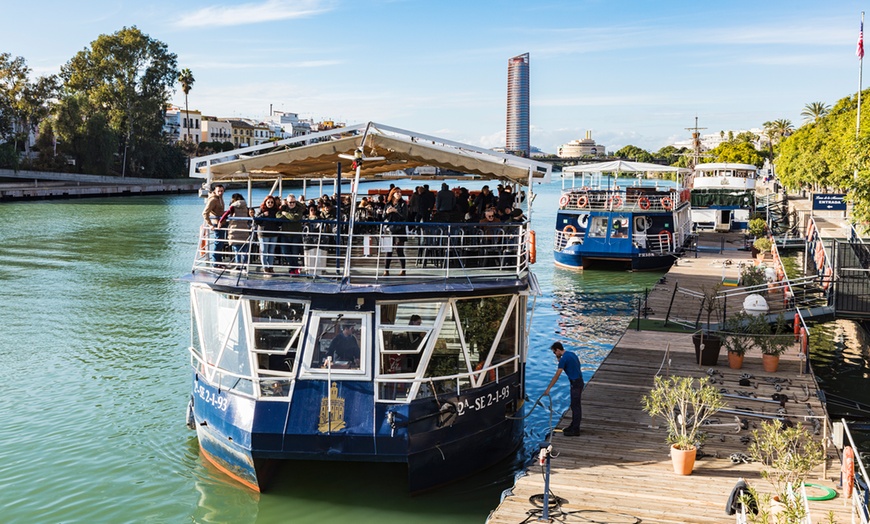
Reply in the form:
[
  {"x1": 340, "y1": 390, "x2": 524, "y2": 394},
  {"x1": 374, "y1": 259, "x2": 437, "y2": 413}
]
[
  {"x1": 554, "y1": 161, "x2": 691, "y2": 271},
  {"x1": 689, "y1": 162, "x2": 758, "y2": 232},
  {"x1": 182, "y1": 122, "x2": 551, "y2": 492}
]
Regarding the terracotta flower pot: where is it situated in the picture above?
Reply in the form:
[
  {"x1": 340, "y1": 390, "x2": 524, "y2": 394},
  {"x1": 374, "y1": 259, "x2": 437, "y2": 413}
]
[
  {"x1": 762, "y1": 353, "x2": 780, "y2": 373},
  {"x1": 670, "y1": 444, "x2": 696, "y2": 475},
  {"x1": 728, "y1": 351, "x2": 744, "y2": 370}
]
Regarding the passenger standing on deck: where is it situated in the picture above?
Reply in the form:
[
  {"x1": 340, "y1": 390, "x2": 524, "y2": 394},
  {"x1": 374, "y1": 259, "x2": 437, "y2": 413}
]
[
  {"x1": 383, "y1": 191, "x2": 408, "y2": 276},
  {"x1": 543, "y1": 341, "x2": 583, "y2": 436},
  {"x1": 202, "y1": 184, "x2": 226, "y2": 265},
  {"x1": 434, "y1": 182, "x2": 455, "y2": 222},
  {"x1": 255, "y1": 196, "x2": 280, "y2": 274},
  {"x1": 222, "y1": 193, "x2": 250, "y2": 266}
]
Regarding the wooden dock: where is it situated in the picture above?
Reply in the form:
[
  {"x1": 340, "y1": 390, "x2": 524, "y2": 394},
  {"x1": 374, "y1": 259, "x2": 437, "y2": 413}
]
[{"x1": 488, "y1": 235, "x2": 853, "y2": 523}]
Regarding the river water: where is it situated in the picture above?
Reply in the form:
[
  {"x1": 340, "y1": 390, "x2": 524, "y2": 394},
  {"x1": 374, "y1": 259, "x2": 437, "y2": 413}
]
[{"x1": 0, "y1": 179, "x2": 864, "y2": 523}]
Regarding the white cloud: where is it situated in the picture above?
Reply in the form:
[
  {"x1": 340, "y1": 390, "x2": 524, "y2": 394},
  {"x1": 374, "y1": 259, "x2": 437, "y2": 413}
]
[{"x1": 175, "y1": 0, "x2": 333, "y2": 28}]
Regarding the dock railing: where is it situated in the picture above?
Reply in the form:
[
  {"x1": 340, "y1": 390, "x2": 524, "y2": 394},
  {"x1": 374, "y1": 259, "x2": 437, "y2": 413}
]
[
  {"x1": 194, "y1": 218, "x2": 530, "y2": 281},
  {"x1": 840, "y1": 419, "x2": 870, "y2": 523}
]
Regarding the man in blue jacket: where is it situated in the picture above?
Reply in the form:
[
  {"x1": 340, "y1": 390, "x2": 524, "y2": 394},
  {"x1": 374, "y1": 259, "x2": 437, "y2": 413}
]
[{"x1": 543, "y1": 341, "x2": 583, "y2": 436}]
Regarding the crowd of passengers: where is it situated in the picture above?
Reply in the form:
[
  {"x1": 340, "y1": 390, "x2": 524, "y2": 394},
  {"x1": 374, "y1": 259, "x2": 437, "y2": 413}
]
[{"x1": 202, "y1": 182, "x2": 527, "y2": 273}]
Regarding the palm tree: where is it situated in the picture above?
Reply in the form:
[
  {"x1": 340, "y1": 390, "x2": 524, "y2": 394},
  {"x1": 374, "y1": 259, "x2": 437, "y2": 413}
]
[
  {"x1": 178, "y1": 68, "x2": 195, "y2": 142},
  {"x1": 762, "y1": 119, "x2": 794, "y2": 158},
  {"x1": 800, "y1": 101, "x2": 830, "y2": 124}
]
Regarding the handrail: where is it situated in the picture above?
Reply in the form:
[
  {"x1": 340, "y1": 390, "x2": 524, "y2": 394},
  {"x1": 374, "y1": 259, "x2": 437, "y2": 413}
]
[
  {"x1": 194, "y1": 217, "x2": 530, "y2": 282},
  {"x1": 840, "y1": 419, "x2": 870, "y2": 523}
]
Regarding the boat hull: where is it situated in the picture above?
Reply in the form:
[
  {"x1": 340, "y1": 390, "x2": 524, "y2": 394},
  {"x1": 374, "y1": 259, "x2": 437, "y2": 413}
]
[
  {"x1": 190, "y1": 371, "x2": 523, "y2": 492},
  {"x1": 553, "y1": 249, "x2": 675, "y2": 271}
]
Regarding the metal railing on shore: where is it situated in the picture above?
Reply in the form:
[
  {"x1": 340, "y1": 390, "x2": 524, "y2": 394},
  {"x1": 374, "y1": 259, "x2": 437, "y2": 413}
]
[{"x1": 194, "y1": 218, "x2": 530, "y2": 282}]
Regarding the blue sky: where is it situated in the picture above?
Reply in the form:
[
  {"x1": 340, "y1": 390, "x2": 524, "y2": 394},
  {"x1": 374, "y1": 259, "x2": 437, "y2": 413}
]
[{"x1": 3, "y1": 1, "x2": 867, "y2": 153}]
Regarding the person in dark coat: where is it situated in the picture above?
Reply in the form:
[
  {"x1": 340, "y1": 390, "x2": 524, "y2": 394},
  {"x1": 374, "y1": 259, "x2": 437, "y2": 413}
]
[
  {"x1": 419, "y1": 184, "x2": 435, "y2": 222},
  {"x1": 324, "y1": 324, "x2": 360, "y2": 368},
  {"x1": 383, "y1": 191, "x2": 408, "y2": 275},
  {"x1": 434, "y1": 183, "x2": 455, "y2": 222}
]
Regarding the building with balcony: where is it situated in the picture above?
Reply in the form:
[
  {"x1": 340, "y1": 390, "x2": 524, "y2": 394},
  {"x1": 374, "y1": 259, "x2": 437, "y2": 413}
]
[{"x1": 201, "y1": 116, "x2": 233, "y2": 144}]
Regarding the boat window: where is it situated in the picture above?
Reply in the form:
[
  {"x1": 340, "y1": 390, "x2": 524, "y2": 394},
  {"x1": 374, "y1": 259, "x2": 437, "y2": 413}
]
[
  {"x1": 300, "y1": 313, "x2": 369, "y2": 378},
  {"x1": 379, "y1": 302, "x2": 440, "y2": 325},
  {"x1": 419, "y1": 306, "x2": 465, "y2": 398},
  {"x1": 250, "y1": 300, "x2": 305, "y2": 323},
  {"x1": 456, "y1": 296, "x2": 510, "y2": 370},
  {"x1": 588, "y1": 217, "x2": 609, "y2": 238},
  {"x1": 611, "y1": 217, "x2": 629, "y2": 238}
]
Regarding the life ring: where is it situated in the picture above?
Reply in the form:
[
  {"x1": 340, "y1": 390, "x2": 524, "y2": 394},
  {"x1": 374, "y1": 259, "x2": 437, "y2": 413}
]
[
  {"x1": 843, "y1": 446, "x2": 855, "y2": 498},
  {"x1": 559, "y1": 194, "x2": 570, "y2": 207},
  {"x1": 563, "y1": 225, "x2": 577, "y2": 237},
  {"x1": 659, "y1": 230, "x2": 673, "y2": 249},
  {"x1": 822, "y1": 266, "x2": 833, "y2": 291},
  {"x1": 608, "y1": 195, "x2": 623, "y2": 209},
  {"x1": 577, "y1": 195, "x2": 588, "y2": 208},
  {"x1": 800, "y1": 327, "x2": 808, "y2": 355},
  {"x1": 198, "y1": 225, "x2": 208, "y2": 257},
  {"x1": 661, "y1": 197, "x2": 674, "y2": 210},
  {"x1": 802, "y1": 483, "x2": 837, "y2": 501},
  {"x1": 528, "y1": 230, "x2": 537, "y2": 264},
  {"x1": 793, "y1": 313, "x2": 800, "y2": 340},
  {"x1": 638, "y1": 196, "x2": 651, "y2": 210}
]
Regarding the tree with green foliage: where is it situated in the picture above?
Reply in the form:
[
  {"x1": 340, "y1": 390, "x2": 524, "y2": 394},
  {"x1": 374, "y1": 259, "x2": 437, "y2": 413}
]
[
  {"x1": 57, "y1": 26, "x2": 181, "y2": 177},
  {"x1": 614, "y1": 144, "x2": 653, "y2": 163},
  {"x1": 707, "y1": 140, "x2": 764, "y2": 167},
  {"x1": 776, "y1": 89, "x2": 870, "y2": 228},
  {"x1": 800, "y1": 101, "x2": 830, "y2": 124},
  {"x1": 0, "y1": 53, "x2": 58, "y2": 160}
]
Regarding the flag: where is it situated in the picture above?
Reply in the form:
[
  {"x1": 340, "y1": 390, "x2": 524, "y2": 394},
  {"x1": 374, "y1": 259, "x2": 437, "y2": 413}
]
[{"x1": 858, "y1": 21, "x2": 864, "y2": 60}]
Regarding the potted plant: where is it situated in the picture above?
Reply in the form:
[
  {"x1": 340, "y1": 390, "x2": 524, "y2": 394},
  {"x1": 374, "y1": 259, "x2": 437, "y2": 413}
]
[
  {"x1": 751, "y1": 314, "x2": 791, "y2": 372},
  {"x1": 642, "y1": 375, "x2": 726, "y2": 475},
  {"x1": 747, "y1": 217, "x2": 767, "y2": 256},
  {"x1": 746, "y1": 419, "x2": 825, "y2": 520},
  {"x1": 722, "y1": 311, "x2": 752, "y2": 369},
  {"x1": 753, "y1": 237, "x2": 773, "y2": 260},
  {"x1": 692, "y1": 283, "x2": 723, "y2": 366}
]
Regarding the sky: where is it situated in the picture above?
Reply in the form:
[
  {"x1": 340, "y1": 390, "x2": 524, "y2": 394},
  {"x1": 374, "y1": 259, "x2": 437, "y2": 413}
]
[{"x1": 3, "y1": 0, "x2": 868, "y2": 154}]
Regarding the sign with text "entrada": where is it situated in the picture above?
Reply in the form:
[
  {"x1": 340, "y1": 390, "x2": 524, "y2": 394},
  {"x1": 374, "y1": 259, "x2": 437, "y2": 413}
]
[{"x1": 812, "y1": 193, "x2": 847, "y2": 211}]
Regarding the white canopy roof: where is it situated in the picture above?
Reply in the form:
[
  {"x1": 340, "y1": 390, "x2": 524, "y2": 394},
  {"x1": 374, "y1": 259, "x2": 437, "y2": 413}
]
[
  {"x1": 562, "y1": 160, "x2": 690, "y2": 175},
  {"x1": 190, "y1": 122, "x2": 551, "y2": 186}
]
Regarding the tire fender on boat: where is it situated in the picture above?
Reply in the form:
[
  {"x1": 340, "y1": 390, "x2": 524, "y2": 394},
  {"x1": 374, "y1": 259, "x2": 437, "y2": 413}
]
[{"x1": 186, "y1": 395, "x2": 196, "y2": 430}]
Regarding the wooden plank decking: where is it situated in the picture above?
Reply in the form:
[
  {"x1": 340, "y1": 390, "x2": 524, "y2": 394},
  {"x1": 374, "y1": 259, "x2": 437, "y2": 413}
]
[{"x1": 488, "y1": 234, "x2": 852, "y2": 523}]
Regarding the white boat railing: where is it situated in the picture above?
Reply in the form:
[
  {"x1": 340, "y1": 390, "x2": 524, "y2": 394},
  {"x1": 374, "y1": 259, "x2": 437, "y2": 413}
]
[
  {"x1": 553, "y1": 228, "x2": 674, "y2": 254},
  {"x1": 194, "y1": 219, "x2": 531, "y2": 281},
  {"x1": 558, "y1": 188, "x2": 690, "y2": 212}
]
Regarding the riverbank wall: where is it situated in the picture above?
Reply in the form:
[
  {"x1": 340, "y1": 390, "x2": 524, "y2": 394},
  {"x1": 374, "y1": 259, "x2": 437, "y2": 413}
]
[{"x1": 0, "y1": 168, "x2": 200, "y2": 202}]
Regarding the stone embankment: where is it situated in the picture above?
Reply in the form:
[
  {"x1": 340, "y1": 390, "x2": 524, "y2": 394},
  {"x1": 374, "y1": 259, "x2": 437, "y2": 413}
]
[{"x1": 0, "y1": 168, "x2": 200, "y2": 201}]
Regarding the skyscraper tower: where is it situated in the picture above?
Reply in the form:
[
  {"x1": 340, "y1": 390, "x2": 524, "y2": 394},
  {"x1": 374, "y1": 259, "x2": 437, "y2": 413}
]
[{"x1": 506, "y1": 53, "x2": 530, "y2": 157}]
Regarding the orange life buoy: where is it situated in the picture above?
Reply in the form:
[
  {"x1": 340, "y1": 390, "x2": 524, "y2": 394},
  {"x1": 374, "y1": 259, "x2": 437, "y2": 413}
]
[
  {"x1": 475, "y1": 361, "x2": 496, "y2": 383},
  {"x1": 529, "y1": 230, "x2": 537, "y2": 264},
  {"x1": 198, "y1": 225, "x2": 208, "y2": 257},
  {"x1": 559, "y1": 194, "x2": 570, "y2": 207},
  {"x1": 843, "y1": 446, "x2": 856, "y2": 498},
  {"x1": 822, "y1": 266, "x2": 833, "y2": 291},
  {"x1": 608, "y1": 195, "x2": 623, "y2": 209},
  {"x1": 800, "y1": 327, "x2": 808, "y2": 355},
  {"x1": 660, "y1": 230, "x2": 673, "y2": 250},
  {"x1": 793, "y1": 313, "x2": 800, "y2": 340},
  {"x1": 638, "y1": 196, "x2": 651, "y2": 210},
  {"x1": 661, "y1": 197, "x2": 673, "y2": 210},
  {"x1": 577, "y1": 195, "x2": 588, "y2": 208},
  {"x1": 563, "y1": 225, "x2": 577, "y2": 236}
]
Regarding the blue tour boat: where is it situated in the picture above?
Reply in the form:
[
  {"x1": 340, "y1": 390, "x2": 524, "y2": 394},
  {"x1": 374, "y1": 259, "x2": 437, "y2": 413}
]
[
  {"x1": 182, "y1": 122, "x2": 551, "y2": 492},
  {"x1": 554, "y1": 161, "x2": 691, "y2": 271}
]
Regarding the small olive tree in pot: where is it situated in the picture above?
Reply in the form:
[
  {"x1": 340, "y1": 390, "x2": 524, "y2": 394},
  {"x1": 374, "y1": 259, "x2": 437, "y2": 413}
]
[{"x1": 642, "y1": 375, "x2": 726, "y2": 475}]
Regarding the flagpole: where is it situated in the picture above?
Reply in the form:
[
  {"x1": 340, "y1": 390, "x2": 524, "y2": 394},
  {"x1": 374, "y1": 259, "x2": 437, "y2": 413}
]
[{"x1": 858, "y1": 12, "x2": 864, "y2": 139}]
